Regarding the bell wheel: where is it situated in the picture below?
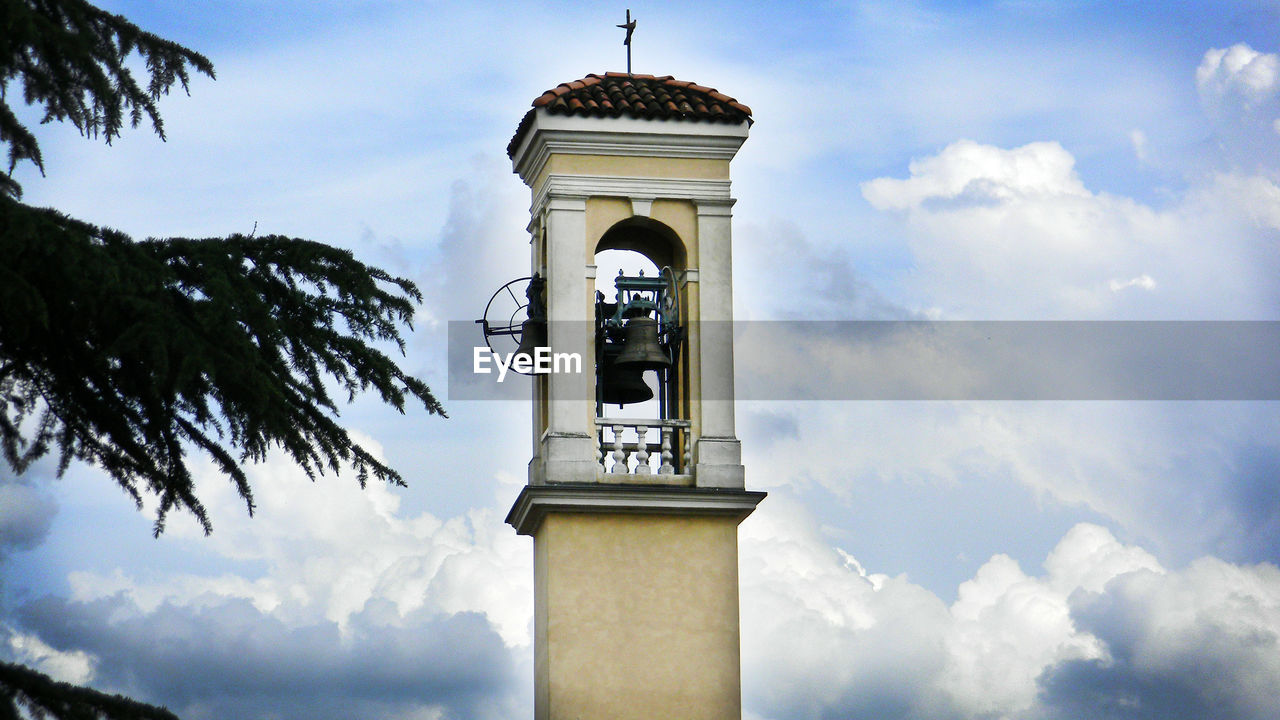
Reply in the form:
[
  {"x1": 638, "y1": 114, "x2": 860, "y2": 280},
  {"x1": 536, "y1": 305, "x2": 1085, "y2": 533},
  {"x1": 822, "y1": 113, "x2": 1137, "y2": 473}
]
[{"x1": 478, "y1": 276, "x2": 535, "y2": 358}]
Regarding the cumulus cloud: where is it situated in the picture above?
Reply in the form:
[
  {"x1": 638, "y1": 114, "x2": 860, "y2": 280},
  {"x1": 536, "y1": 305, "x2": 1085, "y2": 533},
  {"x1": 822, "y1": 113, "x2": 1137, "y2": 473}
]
[
  {"x1": 30, "y1": 487, "x2": 1272, "y2": 720},
  {"x1": 8, "y1": 449, "x2": 533, "y2": 719},
  {"x1": 1041, "y1": 557, "x2": 1280, "y2": 720},
  {"x1": 16, "y1": 594, "x2": 515, "y2": 720},
  {"x1": 2, "y1": 625, "x2": 93, "y2": 684},
  {"x1": 1192, "y1": 44, "x2": 1280, "y2": 173},
  {"x1": 739, "y1": 499, "x2": 1280, "y2": 720},
  {"x1": 939, "y1": 524, "x2": 1162, "y2": 716},
  {"x1": 742, "y1": 399, "x2": 1280, "y2": 574},
  {"x1": 862, "y1": 140, "x2": 1089, "y2": 212},
  {"x1": 1197, "y1": 44, "x2": 1280, "y2": 107},
  {"x1": 860, "y1": 139, "x2": 1280, "y2": 319},
  {"x1": 740, "y1": 496, "x2": 959, "y2": 720}
]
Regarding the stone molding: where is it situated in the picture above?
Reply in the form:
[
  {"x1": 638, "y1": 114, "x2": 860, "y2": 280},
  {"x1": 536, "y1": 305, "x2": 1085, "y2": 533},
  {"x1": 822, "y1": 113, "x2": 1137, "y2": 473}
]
[
  {"x1": 512, "y1": 111, "x2": 749, "y2": 183},
  {"x1": 532, "y1": 173, "x2": 734, "y2": 218},
  {"x1": 506, "y1": 484, "x2": 766, "y2": 536}
]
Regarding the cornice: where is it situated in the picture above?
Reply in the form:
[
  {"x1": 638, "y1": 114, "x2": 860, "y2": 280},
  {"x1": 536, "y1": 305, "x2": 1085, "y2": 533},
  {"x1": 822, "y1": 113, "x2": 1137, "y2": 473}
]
[
  {"x1": 505, "y1": 483, "x2": 766, "y2": 536},
  {"x1": 512, "y1": 110, "x2": 749, "y2": 185},
  {"x1": 531, "y1": 174, "x2": 734, "y2": 216}
]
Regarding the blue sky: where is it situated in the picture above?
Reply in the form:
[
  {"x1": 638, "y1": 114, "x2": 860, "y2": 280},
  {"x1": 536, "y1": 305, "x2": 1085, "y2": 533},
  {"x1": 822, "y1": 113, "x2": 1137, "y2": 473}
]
[{"x1": 4, "y1": 1, "x2": 1280, "y2": 719}]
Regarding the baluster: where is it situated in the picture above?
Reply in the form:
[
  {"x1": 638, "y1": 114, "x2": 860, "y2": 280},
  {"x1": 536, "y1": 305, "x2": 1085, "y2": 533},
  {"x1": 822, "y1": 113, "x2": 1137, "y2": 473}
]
[
  {"x1": 610, "y1": 424, "x2": 628, "y2": 474},
  {"x1": 597, "y1": 428, "x2": 607, "y2": 472},
  {"x1": 658, "y1": 426, "x2": 674, "y2": 474},
  {"x1": 683, "y1": 435, "x2": 693, "y2": 474},
  {"x1": 634, "y1": 424, "x2": 651, "y2": 474}
]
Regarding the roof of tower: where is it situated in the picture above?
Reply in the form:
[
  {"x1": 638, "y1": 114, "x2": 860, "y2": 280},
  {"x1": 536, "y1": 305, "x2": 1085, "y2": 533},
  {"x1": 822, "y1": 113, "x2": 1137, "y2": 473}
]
[{"x1": 507, "y1": 72, "x2": 753, "y2": 157}]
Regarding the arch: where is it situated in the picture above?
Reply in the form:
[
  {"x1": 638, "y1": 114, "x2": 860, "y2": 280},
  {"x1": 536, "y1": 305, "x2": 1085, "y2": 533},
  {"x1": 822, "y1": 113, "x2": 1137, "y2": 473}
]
[{"x1": 595, "y1": 216, "x2": 687, "y2": 272}]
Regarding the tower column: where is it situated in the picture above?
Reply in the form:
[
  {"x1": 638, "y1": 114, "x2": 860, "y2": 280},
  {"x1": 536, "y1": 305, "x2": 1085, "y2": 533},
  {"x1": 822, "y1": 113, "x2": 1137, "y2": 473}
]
[
  {"x1": 694, "y1": 199, "x2": 744, "y2": 489},
  {"x1": 539, "y1": 194, "x2": 596, "y2": 485}
]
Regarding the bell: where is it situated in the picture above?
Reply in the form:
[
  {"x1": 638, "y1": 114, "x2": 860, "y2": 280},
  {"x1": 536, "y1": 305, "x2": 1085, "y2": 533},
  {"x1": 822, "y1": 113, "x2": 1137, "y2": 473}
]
[
  {"x1": 621, "y1": 302, "x2": 650, "y2": 319},
  {"x1": 512, "y1": 318, "x2": 548, "y2": 371},
  {"x1": 600, "y1": 362, "x2": 653, "y2": 405},
  {"x1": 613, "y1": 317, "x2": 671, "y2": 371}
]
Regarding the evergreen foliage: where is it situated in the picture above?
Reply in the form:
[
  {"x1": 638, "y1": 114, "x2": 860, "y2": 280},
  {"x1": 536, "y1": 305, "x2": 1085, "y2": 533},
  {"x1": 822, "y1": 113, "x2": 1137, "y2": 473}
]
[
  {"x1": 0, "y1": 662, "x2": 179, "y2": 720},
  {"x1": 1, "y1": 199, "x2": 446, "y2": 535},
  {"x1": 0, "y1": 0, "x2": 446, "y2": 536},
  {"x1": 2, "y1": 4, "x2": 447, "y2": 715},
  {"x1": 1, "y1": 0, "x2": 215, "y2": 199}
]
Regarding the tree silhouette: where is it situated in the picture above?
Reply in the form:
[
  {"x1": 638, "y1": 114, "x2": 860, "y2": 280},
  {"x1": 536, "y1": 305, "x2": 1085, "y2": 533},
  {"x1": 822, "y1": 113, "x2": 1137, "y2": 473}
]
[
  {"x1": 1, "y1": 0, "x2": 444, "y2": 534},
  {"x1": 0, "y1": 662, "x2": 180, "y2": 720},
  {"x1": 2, "y1": 3, "x2": 444, "y2": 714}
]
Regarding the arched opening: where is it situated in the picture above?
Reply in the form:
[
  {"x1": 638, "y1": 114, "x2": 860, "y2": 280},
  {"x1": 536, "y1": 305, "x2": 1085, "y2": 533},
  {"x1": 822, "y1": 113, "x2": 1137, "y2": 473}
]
[
  {"x1": 595, "y1": 216, "x2": 686, "y2": 272},
  {"x1": 592, "y1": 219, "x2": 690, "y2": 476},
  {"x1": 594, "y1": 247, "x2": 661, "y2": 421}
]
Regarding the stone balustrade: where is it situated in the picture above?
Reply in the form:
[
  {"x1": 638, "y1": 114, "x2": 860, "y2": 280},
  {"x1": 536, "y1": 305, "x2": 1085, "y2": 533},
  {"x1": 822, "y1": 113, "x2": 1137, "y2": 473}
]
[{"x1": 596, "y1": 418, "x2": 692, "y2": 480}]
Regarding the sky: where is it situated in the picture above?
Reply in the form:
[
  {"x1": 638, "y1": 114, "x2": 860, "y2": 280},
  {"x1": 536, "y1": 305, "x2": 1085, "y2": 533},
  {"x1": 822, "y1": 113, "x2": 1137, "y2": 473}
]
[{"x1": 4, "y1": 1, "x2": 1280, "y2": 718}]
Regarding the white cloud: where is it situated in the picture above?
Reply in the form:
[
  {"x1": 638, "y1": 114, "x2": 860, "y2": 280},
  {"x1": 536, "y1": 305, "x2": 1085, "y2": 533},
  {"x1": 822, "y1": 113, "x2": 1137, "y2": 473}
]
[
  {"x1": 8, "y1": 6, "x2": 1280, "y2": 720},
  {"x1": 861, "y1": 140, "x2": 1280, "y2": 319},
  {"x1": 739, "y1": 500, "x2": 1280, "y2": 720},
  {"x1": 9, "y1": 445, "x2": 533, "y2": 719},
  {"x1": 1130, "y1": 128, "x2": 1149, "y2": 162},
  {"x1": 1045, "y1": 556, "x2": 1280, "y2": 719},
  {"x1": 938, "y1": 524, "x2": 1163, "y2": 715},
  {"x1": 21, "y1": 487, "x2": 1280, "y2": 720},
  {"x1": 739, "y1": 495, "x2": 957, "y2": 719},
  {"x1": 3, "y1": 626, "x2": 94, "y2": 684},
  {"x1": 742, "y1": 399, "x2": 1280, "y2": 575},
  {"x1": 65, "y1": 449, "x2": 533, "y2": 648},
  {"x1": 1109, "y1": 274, "x2": 1156, "y2": 292},
  {"x1": 1197, "y1": 44, "x2": 1280, "y2": 106},
  {"x1": 14, "y1": 594, "x2": 520, "y2": 720},
  {"x1": 861, "y1": 140, "x2": 1088, "y2": 212}
]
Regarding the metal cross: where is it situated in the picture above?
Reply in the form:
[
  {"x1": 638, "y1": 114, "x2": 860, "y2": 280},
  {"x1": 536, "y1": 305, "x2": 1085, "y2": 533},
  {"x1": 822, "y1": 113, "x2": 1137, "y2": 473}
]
[{"x1": 616, "y1": 9, "x2": 636, "y2": 74}]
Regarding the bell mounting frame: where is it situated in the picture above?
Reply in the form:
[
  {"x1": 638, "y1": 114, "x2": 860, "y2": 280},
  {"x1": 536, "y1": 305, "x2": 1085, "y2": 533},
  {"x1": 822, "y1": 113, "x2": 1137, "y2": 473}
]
[
  {"x1": 476, "y1": 274, "x2": 546, "y2": 376},
  {"x1": 594, "y1": 266, "x2": 685, "y2": 411}
]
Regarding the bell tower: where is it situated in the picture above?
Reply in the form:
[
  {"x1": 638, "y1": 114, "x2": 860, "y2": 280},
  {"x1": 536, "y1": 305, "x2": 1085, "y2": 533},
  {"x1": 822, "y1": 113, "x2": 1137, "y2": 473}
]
[{"x1": 502, "y1": 72, "x2": 764, "y2": 720}]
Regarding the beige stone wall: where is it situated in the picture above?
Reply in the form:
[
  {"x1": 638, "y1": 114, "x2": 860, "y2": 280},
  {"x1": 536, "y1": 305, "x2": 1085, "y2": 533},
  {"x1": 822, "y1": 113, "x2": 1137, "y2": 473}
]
[
  {"x1": 534, "y1": 512, "x2": 743, "y2": 720},
  {"x1": 533, "y1": 154, "x2": 729, "y2": 193},
  {"x1": 585, "y1": 197, "x2": 633, "y2": 257}
]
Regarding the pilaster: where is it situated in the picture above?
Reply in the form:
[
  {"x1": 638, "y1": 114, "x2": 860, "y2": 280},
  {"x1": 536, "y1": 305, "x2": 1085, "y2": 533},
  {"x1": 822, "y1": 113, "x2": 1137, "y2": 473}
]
[
  {"x1": 693, "y1": 199, "x2": 744, "y2": 488},
  {"x1": 539, "y1": 195, "x2": 596, "y2": 484}
]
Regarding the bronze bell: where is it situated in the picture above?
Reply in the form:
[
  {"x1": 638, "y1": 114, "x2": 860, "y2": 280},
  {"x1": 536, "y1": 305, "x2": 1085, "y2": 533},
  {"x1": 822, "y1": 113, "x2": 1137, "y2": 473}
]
[
  {"x1": 613, "y1": 317, "x2": 670, "y2": 371},
  {"x1": 512, "y1": 318, "x2": 548, "y2": 370},
  {"x1": 600, "y1": 362, "x2": 653, "y2": 405}
]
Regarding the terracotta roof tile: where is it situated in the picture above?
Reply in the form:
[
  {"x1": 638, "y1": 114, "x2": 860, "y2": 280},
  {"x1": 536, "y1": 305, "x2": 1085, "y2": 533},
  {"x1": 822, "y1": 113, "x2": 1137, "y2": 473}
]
[{"x1": 508, "y1": 72, "x2": 752, "y2": 157}]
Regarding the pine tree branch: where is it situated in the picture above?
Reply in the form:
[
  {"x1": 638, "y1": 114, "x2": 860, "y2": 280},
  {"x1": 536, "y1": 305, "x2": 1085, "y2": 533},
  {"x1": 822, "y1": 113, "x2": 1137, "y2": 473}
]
[
  {"x1": 0, "y1": 197, "x2": 445, "y2": 534},
  {"x1": 0, "y1": 0, "x2": 215, "y2": 198}
]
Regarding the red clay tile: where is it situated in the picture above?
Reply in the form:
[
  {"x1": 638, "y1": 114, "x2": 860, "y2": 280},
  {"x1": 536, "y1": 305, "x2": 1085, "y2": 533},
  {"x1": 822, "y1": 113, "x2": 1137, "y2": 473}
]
[{"x1": 508, "y1": 73, "x2": 752, "y2": 157}]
